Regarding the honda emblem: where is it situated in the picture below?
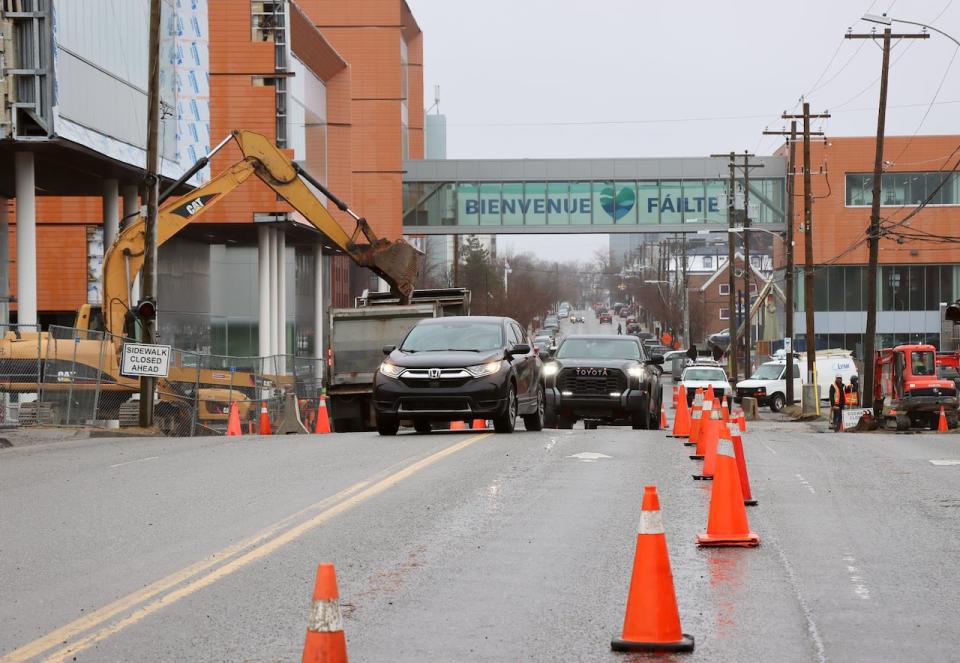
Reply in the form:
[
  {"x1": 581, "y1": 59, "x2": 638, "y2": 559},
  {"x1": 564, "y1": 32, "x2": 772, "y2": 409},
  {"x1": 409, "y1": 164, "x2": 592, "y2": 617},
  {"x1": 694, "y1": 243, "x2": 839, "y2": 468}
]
[{"x1": 429, "y1": 368, "x2": 441, "y2": 379}]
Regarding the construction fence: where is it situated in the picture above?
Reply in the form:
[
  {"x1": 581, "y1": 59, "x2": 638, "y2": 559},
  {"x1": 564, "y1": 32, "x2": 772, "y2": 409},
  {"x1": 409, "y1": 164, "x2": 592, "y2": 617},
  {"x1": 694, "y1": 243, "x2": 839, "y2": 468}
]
[{"x1": 0, "y1": 325, "x2": 325, "y2": 436}]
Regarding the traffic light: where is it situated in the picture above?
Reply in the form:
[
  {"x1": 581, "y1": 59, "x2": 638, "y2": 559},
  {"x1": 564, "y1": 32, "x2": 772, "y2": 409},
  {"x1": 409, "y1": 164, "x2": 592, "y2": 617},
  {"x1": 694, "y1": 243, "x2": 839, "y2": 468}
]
[
  {"x1": 947, "y1": 301, "x2": 960, "y2": 323},
  {"x1": 136, "y1": 297, "x2": 157, "y2": 321}
]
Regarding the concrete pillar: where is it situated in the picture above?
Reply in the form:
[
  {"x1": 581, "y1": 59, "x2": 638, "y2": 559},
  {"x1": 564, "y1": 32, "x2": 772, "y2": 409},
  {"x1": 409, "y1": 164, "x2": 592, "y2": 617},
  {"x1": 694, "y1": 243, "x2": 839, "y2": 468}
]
[
  {"x1": 121, "y1": 184, "x2": 140, "y2": 229},
  {"x1": 0, "y1": 196, "x2": 8, "y2": 326},
  {"x1": 267, "y1": 228, "x2": 277, "y2": 363},
  {"x1": 14, "y1": 152, "x2": 37, "y2": 327},
  {"x1": 102, "y1": 178, "x2": 119, "y2": 248},
  {"x1": 276, "y1": 229, "x2": 286, "y2": 373},
  {"x1": 313, "y1": 244, "x2": 324, "y2": 361},
  {"x1": 258, "y1": 225, "x2": 271, "y2": 358}
]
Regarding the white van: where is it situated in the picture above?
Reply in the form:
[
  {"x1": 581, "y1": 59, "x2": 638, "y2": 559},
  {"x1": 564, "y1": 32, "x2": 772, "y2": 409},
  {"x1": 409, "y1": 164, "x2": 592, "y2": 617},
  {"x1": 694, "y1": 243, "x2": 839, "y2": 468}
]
[{"x1": 735, "y1": 349, "x2": 858, "y2": 412}]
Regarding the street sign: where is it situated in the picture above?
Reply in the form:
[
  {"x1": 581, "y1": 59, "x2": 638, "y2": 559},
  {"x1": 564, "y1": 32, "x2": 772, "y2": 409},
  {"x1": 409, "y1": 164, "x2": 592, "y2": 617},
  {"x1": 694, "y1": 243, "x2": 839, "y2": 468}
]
[
  {"x1": 842, "y1": 408, "x2": 872, "y2": 429},
  {"x1": 121, "y1": 343, "x2": 172, "y2": 378}
]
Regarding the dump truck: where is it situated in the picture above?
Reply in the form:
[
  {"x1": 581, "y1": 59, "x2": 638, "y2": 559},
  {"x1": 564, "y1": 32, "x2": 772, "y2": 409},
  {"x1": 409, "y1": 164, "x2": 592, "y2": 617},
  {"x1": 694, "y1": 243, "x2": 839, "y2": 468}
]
[
  {"x1": 325, "y1": 288, "x2": 470, "y2": 431},
  {"x1": 0, "y1": 130, "x2": 422, "y2": 434}
]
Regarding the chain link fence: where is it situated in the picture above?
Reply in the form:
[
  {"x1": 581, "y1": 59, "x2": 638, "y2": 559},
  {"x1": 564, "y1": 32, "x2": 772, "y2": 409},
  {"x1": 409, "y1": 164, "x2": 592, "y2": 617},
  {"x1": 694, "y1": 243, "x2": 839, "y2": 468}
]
[
  {"x1": 0, "y1": 324, "x2": 319, "y2": 436},
  {"x1": 0, "y1": 324, "x2": 42, "y2": 426}
]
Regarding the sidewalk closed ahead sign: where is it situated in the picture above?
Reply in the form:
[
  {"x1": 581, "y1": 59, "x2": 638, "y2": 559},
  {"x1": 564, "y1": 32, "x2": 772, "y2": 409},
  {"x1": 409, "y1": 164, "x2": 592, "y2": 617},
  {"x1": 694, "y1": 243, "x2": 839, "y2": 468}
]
[{"x1": 121, "y1": 343, "x2": 172, "y2": 378}]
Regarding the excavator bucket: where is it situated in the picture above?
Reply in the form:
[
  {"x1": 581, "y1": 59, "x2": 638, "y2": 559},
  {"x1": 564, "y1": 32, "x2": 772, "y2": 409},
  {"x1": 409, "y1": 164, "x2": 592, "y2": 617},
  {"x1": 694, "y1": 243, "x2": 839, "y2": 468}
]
[{"x1": 364, "y1": 237, "x2": 423, "y2": 303}]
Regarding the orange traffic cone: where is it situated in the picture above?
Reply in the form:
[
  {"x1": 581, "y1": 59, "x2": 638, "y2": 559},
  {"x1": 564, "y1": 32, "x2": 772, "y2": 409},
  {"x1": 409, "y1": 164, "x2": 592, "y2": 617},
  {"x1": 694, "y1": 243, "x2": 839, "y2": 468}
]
[
  {"x1": 938, "y1": 405, "x2": 949, "y2": 433},
  {"x1": 720, "y1": 401, "x2": 729, "y2": 423},
  {"x1": 259, "y1": 401, "x2": 272, "y2": 435},
  {"x1": 659, "y1": 403, "x2": 668, "y2": 431},
  {"x1": 668, "y1": 389, "x2": 691, "y2": 439},
  {"x1": 737, "y1": 410, "x2": 747, "y2": 433},
  {"x1": 684, "y1": 388, "x2": 704, "y2": 447},
  {"x1": 730, "y1": 425, "x2": 757, "y2": 506},
  {"x1": 315, "y1": 395, "x2": 331, "y2": 434},
  {"x1": 697, "y1": 437, "x2": 760, "y2": 547},
  {"x1": 226, "y1": 402, "x2": 242, "y2": 436},
  {"x1": 611, "y1": 486, "x2": 695, "y2": 653},
  {"x1": 693, "y1": 415, "x2": 724, "y2": 479},
  {"x1": 671, "y1": 385, "x2": 678, "y2": 410},
  {"x1": 449, "y1": 420, "x2": 467, "y2": 430},
  {"x1": 471, "y1": 418, "x2": 486, "y2": 429},
  {"x1": 690, "y1": 398, "x2": 714, "y2": 459},
  {"x1": 248, "y1": 419, "x2": 254, "y2": 435},
  {"x1": 301, "y1": 563, "x2": 348, "y2": 663},
  {"x1": 705, "y1": 385, "x2": 716, "y2": 405}
]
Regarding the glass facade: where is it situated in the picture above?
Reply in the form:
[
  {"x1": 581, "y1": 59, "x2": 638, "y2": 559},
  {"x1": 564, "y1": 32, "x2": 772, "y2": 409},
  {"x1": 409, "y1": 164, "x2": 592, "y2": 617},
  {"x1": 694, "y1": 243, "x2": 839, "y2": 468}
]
[
  {"x1": 403, "y1": 178, "x2": 785, "y2": 229},
  {"x1": 845, "y1": 172, "x2": 960, "y2": 206}
]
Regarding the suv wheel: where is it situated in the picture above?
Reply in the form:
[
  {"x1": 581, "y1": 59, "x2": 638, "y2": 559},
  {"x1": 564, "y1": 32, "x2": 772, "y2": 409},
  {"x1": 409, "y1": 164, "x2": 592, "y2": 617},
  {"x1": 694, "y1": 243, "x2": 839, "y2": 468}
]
[
  {"x1": 770, "y1": 393, "x2": 785, "y2": 412},
  {"x1": 544, "y1": 404, "x2": 559, "y2": 429},
  {"x1": 376, "y1": 415, "x2": 399, "y2": 436},
  {"x1": 414, "y1": 420, "x2": 432, "y2": 434},
  {"x1": 493, "y1": 384, "x2": 517, "y2": 434},
  {"x1": 632, "y1": 395, "x2": 650, "y2": 430},
  {"x1": 522, "y1": 385, "x2": 544, "y2": 432}
]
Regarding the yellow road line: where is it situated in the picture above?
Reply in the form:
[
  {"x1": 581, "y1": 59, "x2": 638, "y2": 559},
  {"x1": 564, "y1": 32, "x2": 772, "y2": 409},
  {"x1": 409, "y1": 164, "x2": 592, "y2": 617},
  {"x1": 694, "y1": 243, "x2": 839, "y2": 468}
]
[
  {"x1": 5, "y1": 433, "x2": 490, "y2": 663},
  {"x1": 1, "y1": 481, "x2": 372, "y2": 663}
]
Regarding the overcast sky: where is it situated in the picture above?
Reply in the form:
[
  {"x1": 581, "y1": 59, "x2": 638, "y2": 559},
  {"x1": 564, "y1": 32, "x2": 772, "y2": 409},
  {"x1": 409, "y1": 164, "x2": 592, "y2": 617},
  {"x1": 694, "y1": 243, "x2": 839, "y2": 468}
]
[{"x1": 407, "y1": 0, "x2": 960, "y2": 261}]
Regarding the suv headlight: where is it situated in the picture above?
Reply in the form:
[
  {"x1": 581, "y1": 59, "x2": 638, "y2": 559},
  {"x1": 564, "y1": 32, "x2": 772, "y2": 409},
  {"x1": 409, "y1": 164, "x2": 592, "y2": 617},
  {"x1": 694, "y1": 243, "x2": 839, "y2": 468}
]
[
  {"x1": 466, "y1": 360, "x2": 502, "y2": 378},
  {"x1": 379, "y1": 362, "x2": 404, "y2": 379},
  {"x1": 542, "y1": 362, "x2": 560, "y2": 377},
  {"x1": 628, "y1": 366, "x2": 645, "y2": 378}
]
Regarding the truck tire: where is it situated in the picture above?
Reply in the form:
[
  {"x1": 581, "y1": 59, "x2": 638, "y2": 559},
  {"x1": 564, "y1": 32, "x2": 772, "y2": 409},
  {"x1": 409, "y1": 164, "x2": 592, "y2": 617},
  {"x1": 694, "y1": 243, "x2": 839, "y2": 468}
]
[
  {"x1": 770, "y1": 393, "x2": 785, "y2": 412},
  {"x1": 376, "y1": 415, "x2": 399, "y2": 436},
  {"x1": 895, "y1": 414, "x2": 910, "y2": 432},
  {"x1": 632, "y1": 395, "x2": 650, "y2": 430},
  {"x1": 544, "y1": 405, "x2": 559, "y2": 429},
  {"x1": 493, "y1": 385, "x2": 517, "y2": 434},
  {"x1": 522, "y1": 385, "x2": 544, "y2": 432}
]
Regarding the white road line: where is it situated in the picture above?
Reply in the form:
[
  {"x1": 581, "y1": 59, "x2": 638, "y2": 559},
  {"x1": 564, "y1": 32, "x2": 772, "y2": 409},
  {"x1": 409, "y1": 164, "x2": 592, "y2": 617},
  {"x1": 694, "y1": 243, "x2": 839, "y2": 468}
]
[
  {"x1": 109, "y1": 456, "x2": 159, "y2": 469},
  {"x1": 795, "y1": 473, "x2": 816, "y2": 494},
  {"x1": 770, "y1": 533, "x2": 827, "y2": 663},
  {"x1": 760, "y1": 439, "x2": 778, "y2": 454},
  {"x1": 929, "y1": 459, "x2": 960, "y2": 466},
  {"x1": 842, "y1": 552, "x2": 871, "y2": 600}
]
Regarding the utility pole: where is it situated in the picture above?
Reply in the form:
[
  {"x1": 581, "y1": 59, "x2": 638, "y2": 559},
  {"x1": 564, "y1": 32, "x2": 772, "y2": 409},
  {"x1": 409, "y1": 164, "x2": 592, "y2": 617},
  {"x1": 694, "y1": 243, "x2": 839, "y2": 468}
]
[
  {"x1": 711, "y1": 151, "x2": 764, "y2": 380},
  {"x1": 763, "y1": 120, "x2": 813, "y2": 406},
  {"x1": 740, "y1": 151, "x2": 764, "y2": 378},
  {"x1": 847, "y1": 26, "x2": 928, "y2": 409},
  {"x1": 140, "y1": 0, "x2": 162, "y2": 428},
  {"x1": 777, "y1": 104, "x2": 830, "y2": 390},
  {"x1": 681, "y1": 232, "x2": 690, "y2": 346}
]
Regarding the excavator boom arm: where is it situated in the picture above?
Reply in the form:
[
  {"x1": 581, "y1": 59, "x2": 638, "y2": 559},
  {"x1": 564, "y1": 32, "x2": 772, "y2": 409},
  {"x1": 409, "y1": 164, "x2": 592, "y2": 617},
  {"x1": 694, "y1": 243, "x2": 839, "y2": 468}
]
[{"x1": 102, "y1": 130, "x2": 421, "y2": 338}]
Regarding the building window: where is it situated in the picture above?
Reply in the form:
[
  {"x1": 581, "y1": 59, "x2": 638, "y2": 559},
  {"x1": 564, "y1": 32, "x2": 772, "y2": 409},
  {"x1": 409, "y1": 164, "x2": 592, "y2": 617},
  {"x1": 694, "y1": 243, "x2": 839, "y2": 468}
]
[
  {"x1": 703, "y1": 256, "x2": 713, "y2": 269},
  {"x1": 749, "y1": 282, "x2": 758, "y2": 293},
  {"x1": 846, "y1": 172, "x2": 960, "y2": 207},
  {"x1": 719, "y1": 307, "x2": 729, "y2": 320},
  {"x1": 719, "y1": 283, "x2": 730, "y2": 295}
]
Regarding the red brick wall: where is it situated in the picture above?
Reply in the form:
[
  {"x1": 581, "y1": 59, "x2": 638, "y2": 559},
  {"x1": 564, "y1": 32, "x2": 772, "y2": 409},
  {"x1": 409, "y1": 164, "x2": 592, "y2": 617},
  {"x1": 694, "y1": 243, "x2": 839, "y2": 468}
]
[{"x1": 784, "y1": 135, "x2": 960, "y2": 266}]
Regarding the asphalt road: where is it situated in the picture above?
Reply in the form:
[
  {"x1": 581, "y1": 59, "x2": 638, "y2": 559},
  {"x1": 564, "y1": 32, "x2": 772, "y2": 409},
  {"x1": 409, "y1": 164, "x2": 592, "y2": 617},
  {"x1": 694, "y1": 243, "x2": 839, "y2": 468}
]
[{"x1": 3, "y1": 313, "x2": 960, "y2": 662}]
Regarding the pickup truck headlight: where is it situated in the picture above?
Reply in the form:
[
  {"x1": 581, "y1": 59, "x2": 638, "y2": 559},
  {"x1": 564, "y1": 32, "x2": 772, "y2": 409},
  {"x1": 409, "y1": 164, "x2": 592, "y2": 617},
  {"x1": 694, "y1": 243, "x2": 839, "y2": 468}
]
[
  {"x1": 378, "y1": 362, "x2": 404, "y2": 379},
  {"x1": 466, "y1": 360, "x2": 502, "y2": 378},
  {"x1": 542, "y1": 362, "x2": 560, "y2": 377},
  {"x1": 627, "y1": 366, "x2": 645, "y2": 378}
]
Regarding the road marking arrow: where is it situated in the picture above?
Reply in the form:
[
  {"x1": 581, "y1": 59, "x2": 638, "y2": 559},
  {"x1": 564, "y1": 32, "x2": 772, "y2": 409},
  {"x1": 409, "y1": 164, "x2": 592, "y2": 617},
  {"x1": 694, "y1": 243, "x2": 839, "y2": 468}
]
[{"x1": 568, "y1": 452, "x2": 612, "y2": 462}]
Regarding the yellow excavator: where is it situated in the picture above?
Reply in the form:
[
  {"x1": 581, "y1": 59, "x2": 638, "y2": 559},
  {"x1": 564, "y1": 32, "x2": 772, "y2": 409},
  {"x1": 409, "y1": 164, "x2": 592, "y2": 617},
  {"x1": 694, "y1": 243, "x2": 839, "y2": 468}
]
[{"x1": 0, "y1": 130, "x2": 422, "y2": 433}]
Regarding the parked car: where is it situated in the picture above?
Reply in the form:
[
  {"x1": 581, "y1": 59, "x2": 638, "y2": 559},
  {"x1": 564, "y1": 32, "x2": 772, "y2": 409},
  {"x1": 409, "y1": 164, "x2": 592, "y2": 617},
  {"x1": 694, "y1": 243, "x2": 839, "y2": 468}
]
[
  {"x1": 679, "y1": 362, "x2": 731, "y2": 406},
  {"x1": 373, "y1": 316, "x2": 544, "y2": 435},
  {"x1": 542, "y1": 334, "x2": 663, "y2": 430},
  {"x1": 533, "y1": 334, "x2": 555, "y2": 357},
  {"x1": 662, "y1": 349, "x2": 690, "y2": 381},
  {"x1": 570, "y1": 314, "x2": 585, "y2": 324},
  {"x1": 599, "y1": 312, "x2": 613, "y2": 324}
]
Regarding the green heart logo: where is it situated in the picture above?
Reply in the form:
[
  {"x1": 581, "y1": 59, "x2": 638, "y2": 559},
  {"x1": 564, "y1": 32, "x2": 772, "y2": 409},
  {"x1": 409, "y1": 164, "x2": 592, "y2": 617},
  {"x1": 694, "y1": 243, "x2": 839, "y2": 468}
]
[{"x1": 600, "y1": 186, "x2": 635, "y2": 221}]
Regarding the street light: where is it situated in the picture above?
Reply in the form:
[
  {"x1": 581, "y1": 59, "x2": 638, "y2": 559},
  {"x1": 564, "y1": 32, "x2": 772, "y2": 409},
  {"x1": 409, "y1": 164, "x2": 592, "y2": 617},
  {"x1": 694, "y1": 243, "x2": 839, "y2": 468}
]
[{"x1": 863, "y1": 13, "x2": 960, "y2": 47}]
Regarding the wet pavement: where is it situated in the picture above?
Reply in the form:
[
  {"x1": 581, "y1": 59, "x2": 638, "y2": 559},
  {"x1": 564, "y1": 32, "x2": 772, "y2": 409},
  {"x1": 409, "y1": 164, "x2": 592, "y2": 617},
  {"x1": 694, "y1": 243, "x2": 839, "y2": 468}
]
[{"x1": 3, "y1": 414, "x2": 960, "y2": 662}]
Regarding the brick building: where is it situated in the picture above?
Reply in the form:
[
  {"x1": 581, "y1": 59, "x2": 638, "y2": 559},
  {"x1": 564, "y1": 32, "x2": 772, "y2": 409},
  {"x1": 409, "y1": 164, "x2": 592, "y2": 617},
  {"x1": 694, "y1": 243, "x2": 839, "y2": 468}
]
[{"x1": 4, "y1": 0, "x2": 424, "y2": 360}]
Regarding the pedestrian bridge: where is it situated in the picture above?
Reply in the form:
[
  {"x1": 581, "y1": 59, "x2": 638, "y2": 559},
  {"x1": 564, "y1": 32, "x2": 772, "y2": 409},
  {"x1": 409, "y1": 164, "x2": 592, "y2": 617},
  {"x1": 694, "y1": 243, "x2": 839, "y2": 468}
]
[{"x1": 403, "y1": 156, "x2": 787, "y2": 234}]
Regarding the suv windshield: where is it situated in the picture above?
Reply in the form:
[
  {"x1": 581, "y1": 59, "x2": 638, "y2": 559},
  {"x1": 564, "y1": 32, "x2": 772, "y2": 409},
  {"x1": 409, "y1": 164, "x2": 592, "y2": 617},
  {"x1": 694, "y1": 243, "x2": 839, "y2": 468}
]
[
  {"x1": 556, "y1": 338, "x2": 641, "y2": 361},
  {"x1": 683, "y1": 368, "x2": 727, "y2": 381},
  {"x1": 751, "y1": 363, "x2": 783, "y2": 380},
  {"x1": 401, "y1": 322, "x2": 503, "y2": 352}
]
